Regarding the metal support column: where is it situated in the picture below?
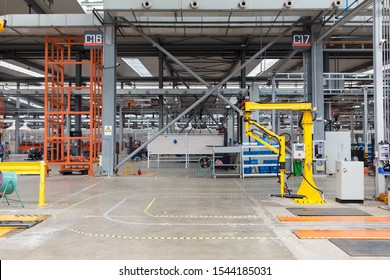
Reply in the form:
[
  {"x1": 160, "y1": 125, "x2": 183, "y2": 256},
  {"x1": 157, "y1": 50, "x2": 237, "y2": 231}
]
[
  {"x1": 374, "y1": 0, "x2": 386, "y2": 195},
  {"x1": 15, "y1": 96, "x2": 20, "y2": 154},
  {"x1": 311, "y1": 22, "x2": 325, "y2": 141},
  {"x1": 240, "y1": 49, "x2": 247, "y2": 143},
  {"x1": 227, "y1": 110, "x2": 234, "y2": 145},
  {"x1": 271, "y1": 76, "x2": 277, "y2": 133},
  {"x1": 363, "y1": 87, "x2": 369, "y2": 154},
  {"x1": 158, "y1": 51, "x2": 164, "y2": 130},
  {"x1": 75, "y1": 50, "x2": 82, "y2": 133},
  {"x1": 350, "y1": 113, "x2": 355, "y2": 143},
  {"x1": 240, "y1": 48, "x2": 246, "y2": 89},
  {"x1": 101, "y1": 13, "x2": 117, "y2": 176},
  {"x1": 118, "y1": 105, "x2": 123, "y2": 153}
]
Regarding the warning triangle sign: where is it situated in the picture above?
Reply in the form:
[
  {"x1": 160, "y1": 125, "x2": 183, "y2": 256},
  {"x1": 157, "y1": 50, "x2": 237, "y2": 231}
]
[{"x1": 105, "y1": 126, "x2": 112, "y2": 133}]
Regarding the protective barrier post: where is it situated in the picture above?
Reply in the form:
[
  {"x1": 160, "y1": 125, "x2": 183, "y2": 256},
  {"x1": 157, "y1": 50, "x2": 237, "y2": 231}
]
[{"x1": 38, "y1": 161, "x2": 47, "y2": 206}]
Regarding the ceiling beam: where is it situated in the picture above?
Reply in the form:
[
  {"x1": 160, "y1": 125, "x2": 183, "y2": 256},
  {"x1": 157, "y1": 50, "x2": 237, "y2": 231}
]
[
  {"x1": 24, "y1": 0, "x2": 47, "y2": 14},
  {"x1": 316, "y1": 0, "x2": 374, "y2": 42}
]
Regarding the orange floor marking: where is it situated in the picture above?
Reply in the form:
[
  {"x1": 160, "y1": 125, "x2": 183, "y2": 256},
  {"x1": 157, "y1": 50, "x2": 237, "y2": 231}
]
[
  {"x1": 139, "y1": 172, "x2": 159, "y2": 177},
  {"x1": 278, "y1": 216, "x2": 390, "y2": 223},
  {"x1": 294, "y1": 230, "x2": 390, "y2": 239}
]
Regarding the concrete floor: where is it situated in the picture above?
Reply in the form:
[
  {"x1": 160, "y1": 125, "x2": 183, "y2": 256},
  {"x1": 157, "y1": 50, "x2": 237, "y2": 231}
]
[{"x1": 0, "y1": 155, "x2": 389, "y2": 260}]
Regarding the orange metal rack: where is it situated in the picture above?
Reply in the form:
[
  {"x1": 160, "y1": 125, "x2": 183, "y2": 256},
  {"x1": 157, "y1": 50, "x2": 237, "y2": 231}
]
[{"x1": 44, "y1": 36, "x2": 102, "y2": 175}]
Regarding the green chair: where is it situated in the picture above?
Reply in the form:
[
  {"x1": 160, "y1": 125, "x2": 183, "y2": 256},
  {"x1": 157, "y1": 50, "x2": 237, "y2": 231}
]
[{"x1": 0, "y1": 171, "x2": 24, "y2": 207}]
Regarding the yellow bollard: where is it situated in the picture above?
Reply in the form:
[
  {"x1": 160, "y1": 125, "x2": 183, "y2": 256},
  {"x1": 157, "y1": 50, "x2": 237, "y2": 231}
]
[
  {"x1": 38, "y1": 161, "x2": 47, "y2": 207},
  {"x1": 126, "y1": 163, "x2": 135, "y2": 176}
]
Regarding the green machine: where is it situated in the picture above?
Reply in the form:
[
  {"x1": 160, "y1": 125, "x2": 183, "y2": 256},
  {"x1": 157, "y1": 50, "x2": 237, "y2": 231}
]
[{"x1": 0, "y1": 171, "x2": 23, "y2": 207}]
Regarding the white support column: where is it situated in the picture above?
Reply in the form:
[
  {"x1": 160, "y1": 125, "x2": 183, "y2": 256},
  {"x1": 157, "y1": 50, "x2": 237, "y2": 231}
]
[{"x1": 374, "y1": 0, "x2": 386, "y2": 196}]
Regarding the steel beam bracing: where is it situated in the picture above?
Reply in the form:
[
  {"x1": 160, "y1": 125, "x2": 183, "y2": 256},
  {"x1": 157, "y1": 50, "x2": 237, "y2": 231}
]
[
  {"x1": 316, "y1": 0, "x2": 374, "y2": 42},
  {"x1": 114, "y1": 18, "x2": 302, "y2": 172}
]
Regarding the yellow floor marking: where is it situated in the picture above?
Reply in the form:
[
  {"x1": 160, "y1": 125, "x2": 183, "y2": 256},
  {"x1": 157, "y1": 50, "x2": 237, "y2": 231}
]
[
  {"x1": 143, "y1": 197, "x2": 157, "y2": 217},
  {"x1": 68, "y1": 228, "x2": 294, "y2": 241},
  {"x1": 0, "y1": 227, "x2": 16, "y2": 237},
  {"x1": 0, "y1": 215, "x2": 47, "y2": 222}
]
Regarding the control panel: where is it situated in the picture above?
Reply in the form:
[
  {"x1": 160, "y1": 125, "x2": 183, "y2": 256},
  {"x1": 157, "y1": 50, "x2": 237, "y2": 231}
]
[
  {"x1": 292, "y1": 143, "x2": 306, "y2": 159},
  {"x1": 379, "y1": 144, "x2": 390, "y2": 161}
]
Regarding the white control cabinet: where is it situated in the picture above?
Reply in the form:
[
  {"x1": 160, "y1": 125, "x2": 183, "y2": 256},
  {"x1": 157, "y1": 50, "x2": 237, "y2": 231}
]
[
  {"x1": 325, "y1": 131, "x2": 351, "y2": 174},
  {"x1": 335, "y1": 161, "x2": 364, "y2": 203}
]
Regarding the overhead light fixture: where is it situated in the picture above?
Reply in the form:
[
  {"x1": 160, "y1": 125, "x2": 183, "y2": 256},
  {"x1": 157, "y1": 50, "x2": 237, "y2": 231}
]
[
  {"x1": 8, "y1": 97, "x2": 43, "y2": 109},
  {"x1": 122, "y1": 58, "x2": 153, "y2": 77},
  {"x1": 0, "y1": 61, "x2": 44, "y2": 78},
  {"x1": 248, "y1": 59, "x2": 279, "y2": 77},
  {"x1": 77, "y1": 0, "x2": 103, "y2": 13}
]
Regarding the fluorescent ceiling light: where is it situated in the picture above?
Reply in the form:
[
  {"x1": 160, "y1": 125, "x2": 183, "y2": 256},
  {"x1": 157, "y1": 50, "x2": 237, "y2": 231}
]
[
  {"x1": 122, "y1": 58, "x2": 153, "y2": 77},
  {"x1": 248, "y1": 59, "x2": 279, "y2": 77},
  {"x1": 8, "y1": 97, "x2": 43, "y2": 109},
  {"x1": 77, "y1": 0, "x2": 103, "y2": 13},
  {"x1": 0, "y1": 61, "x2": 44, "y2": 78}
]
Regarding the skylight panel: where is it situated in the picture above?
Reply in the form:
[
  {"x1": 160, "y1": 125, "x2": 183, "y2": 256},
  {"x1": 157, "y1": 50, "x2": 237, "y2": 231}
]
[
  {"x1": 248, "y1": 59, "x2": 279, "y2": 77},
  {"x1": 0, "y1": 61, "x2": 44, "y2": 78},
  {"x1": 122, "y1": 58, "x2": 153, "y2": 77}
]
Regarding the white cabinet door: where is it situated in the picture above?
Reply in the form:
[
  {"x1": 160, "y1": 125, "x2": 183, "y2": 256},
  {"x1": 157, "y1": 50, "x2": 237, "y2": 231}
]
[{"x1": 326, "y1": 131, "x2": 351, "y2": 174}]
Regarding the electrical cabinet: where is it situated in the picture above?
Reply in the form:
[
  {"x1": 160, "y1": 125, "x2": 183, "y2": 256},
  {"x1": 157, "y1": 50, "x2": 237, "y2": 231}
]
[
  {"x1": 292, "y1": 143, "x2": 305, "y2": 159},
  {"x1": 378, "y1": 144, "x2": 390, "y2": 161},
  {"x1": 335, "y1": 161, "x2": 364, "y2": 203},
  {"x1": 325, "y1": 131, "x2": 351, "y2": 174}
]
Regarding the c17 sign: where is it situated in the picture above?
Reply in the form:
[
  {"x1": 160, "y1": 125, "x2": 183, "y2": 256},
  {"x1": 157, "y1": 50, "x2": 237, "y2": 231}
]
[{"x1": 292, "y1": 31, "x2": 312, "y2": 49}]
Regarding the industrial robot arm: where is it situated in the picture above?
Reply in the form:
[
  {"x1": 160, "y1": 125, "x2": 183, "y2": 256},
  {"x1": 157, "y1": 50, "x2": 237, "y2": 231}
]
[{"x1": 244, "y1": 101, "x2": 325, "y2": 204}]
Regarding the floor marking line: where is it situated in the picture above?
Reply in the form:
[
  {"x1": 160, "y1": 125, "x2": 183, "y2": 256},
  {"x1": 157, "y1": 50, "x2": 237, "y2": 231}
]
[
  {"x1": 144, "y1": 197, "x2": 157, "y2": 217},
  {"x1": 67, "y1": 228, "x2": 292, "y2": 241}
]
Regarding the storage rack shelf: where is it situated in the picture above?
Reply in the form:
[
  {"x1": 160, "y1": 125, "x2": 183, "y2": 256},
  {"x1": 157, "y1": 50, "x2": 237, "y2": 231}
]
[
  {"x1": 241, "y1": 144, "x2": 280, "y2": 178},
  {"x1": 212, "y1": 146, "x2": 241, "y2": 178}
]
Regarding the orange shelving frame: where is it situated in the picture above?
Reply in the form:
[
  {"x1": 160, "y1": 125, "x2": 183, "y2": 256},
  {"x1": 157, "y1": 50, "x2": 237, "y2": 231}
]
[{"x1": 44, "y1": 36, "x2": 102, "y2": 175}]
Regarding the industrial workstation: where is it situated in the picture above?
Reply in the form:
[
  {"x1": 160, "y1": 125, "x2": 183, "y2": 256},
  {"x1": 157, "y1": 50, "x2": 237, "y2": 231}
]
[{"x1": 1, "y1": 0, "x2": 390, "y2": 261}]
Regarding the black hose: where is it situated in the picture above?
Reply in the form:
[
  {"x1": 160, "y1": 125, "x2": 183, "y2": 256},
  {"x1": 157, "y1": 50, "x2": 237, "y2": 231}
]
[{"x1": 297, "y1": 160, "x2": 324, "y2": 195}]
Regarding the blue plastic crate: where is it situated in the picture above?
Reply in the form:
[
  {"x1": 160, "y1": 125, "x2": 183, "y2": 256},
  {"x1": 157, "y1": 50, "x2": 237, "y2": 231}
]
[
  {"x1": 269, "y1": 166, "x2": 279, "y2": 173},
  {"x1": 258, "y1": 166, "x2": 270, "y2": 173},
  {"x1": 264, "y1": 160, "x2": 278, "y2": 164},
  {"x1": 244, "y1": 167, "x2": 252, "y2": 174}
]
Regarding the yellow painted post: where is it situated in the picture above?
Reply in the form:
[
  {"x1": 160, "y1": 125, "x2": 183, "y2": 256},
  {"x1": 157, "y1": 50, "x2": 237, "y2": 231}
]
[
  {"x1": 38, "y1": 161, "x2": 48, "y2": 207},
  {"x1": 294, "y1": 111, "x2": 325, "y2": 204},
  {"x1": 126, "y1": 163, "x2": 135, "y2": 176},
  {"x1": 279, "y1": 136, "x2": 286, "y2": 198}
]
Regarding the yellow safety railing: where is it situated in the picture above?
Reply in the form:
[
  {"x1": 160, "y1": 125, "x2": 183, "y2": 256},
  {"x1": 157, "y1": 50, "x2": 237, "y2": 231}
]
[{"x1": 0, "y1": 161, "x2": 47, "y2": 207}]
